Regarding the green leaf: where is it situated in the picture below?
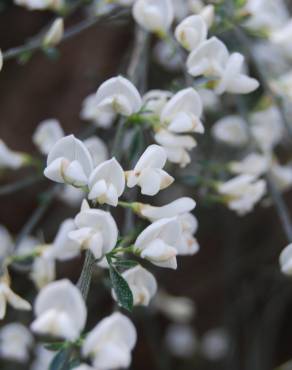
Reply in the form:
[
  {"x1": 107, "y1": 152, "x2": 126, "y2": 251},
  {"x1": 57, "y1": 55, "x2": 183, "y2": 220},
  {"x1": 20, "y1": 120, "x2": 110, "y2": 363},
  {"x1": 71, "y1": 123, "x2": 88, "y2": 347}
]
[
  {"x1": 129, "y1": 127, "x2": 144, "y2": 162},
  {"x1": 108, "y1": 262, "x2": 133, "y2": 311},
  {"x1": 49, "y1": 349, "x2": 69, "y2": 370},
  {"x1": 114, "y1": 259, "x2": 138, "y2": 270},
  {"x1": 18, "y1": 50, "x2": 33, "y2": 65},
  {"x1": 45, "y1": 341, "x2": 68, "y2": 351}
]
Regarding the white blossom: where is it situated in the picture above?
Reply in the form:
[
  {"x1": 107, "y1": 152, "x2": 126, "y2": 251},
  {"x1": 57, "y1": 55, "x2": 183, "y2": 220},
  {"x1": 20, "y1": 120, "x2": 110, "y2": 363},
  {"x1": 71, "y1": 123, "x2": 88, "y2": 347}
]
[
  {"x1": 83, "y1": 136, "x2": 108, "y2": 167},
  {"x1": 177, "y1": 213, "x2": 200, "y2": 255},
  {"x1": 0, "y1": 139, "x2": 24, "y2": 169},
  {"x1": 69, "y1": 206, "x2": 118, "y2": 259},
  {"x1": 142, "y1": 89, "x2": 172, "y2": 117},
  {"x1": 115, "y1": 265, "x2": 157, "y2": 306},
  {"x1": 154, "y1": 129, "x2": 196, "y2": 167},
  {"x1": 0, "y1": 273, "x2": 31, "y2": 319},
  {"x1": 0, "y1": 323, "x2": 33, "y2": 362},
  {"x1": 187, "y1": 37, "x2": 229, "y2": 78},
  {"x1": 31, "y1": 345, "x2": 56, "y2": 370},
  {"x1": 280, "y1": 243, "x2": 292, "y2": 275},
  {"x1": 43, "y1": 18, "x2": 64, "y2": 47},
  {"x1": 82, "y1": 312, "x2": 137, "y2": 370},
  {"x1": 58, "y1": 185, "x2": 84, "y2": 207},
  {"x1": 197, "y1": 88, "x2": 219, "y2": 112},
  {"x1": 153, "y1": 40, "x2": 182, "y2": 72},
  {"x1": 165, "y1": 324, "x2": 197, "y2": 358},
  {"x1": 160, "y1": 88, "x2": 204, "y2": 134},
  {"x1": 229, "y1": 153, "x2": 269, "y2": 177},
  {"x1": 14, "y1": 0, "x2": 64, "y2": 10},
  {"x1": 126, "y1": 144, "x2": 174, "y2": 196},
  {"x1": 201, "y1": 328, "x2": 229, "y2": 360},
  {"x1": 200, "y1": 4, "x2": 215, "y2": 28},
  {"x1": 215, "y1": 53, "x2": 259, "y2": 95},
  {"x1": 44, "y1": 135, "x2": 93, "y2": 187},
  {"x1": 30, "y1": 252, "x2": 56, "y2": 290},
  {"x1": 217, "y1": 174, "x2": 267, "y2": 216},
  {"x1": 0, "y1": 225, "x2": 14, "y2": 260},
  {"x1": 33, "y1": 119, "x2": 64, "y2": 155},
  {"x1": 270, "y1": 162, "x2": 292, "y2": 192},
  {"x1": 133, "y1": 0, "x2": 174, "y2": 34},
  {"x1": 95, "y1": 76, "x2": 142, "y2": 117},
  {"x1": 134, "y1": 217, "x2": 183, "y2": 269},
  {"x1": 80, "y1": 93, "x2": 116, "y2": 128},
  {"x1": 0, "y1": 50, "x2": 3, "y2": 72},
  {"x1": 31, "y1": 279, "x2": 87, "y2": 340},
  {"x1": 88, "y1": 158, "x2": 125, "y2": 206},
  {"x1": 211, "y1": 115, "x2": 249, "y2": 147},
  {"x1": 175, "y1": 15, "x2": 207, "y2": 51}
]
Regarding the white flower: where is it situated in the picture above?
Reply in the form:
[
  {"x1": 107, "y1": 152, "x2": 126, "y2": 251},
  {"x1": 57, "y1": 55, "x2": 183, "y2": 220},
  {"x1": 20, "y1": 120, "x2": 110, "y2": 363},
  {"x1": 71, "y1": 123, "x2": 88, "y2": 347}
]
[
  {"x1": 80, "y1": 93, "x2": 116, "y2": 128},
  {"x1": 154, "y1": 129, "x2": 196, "y2": 167},
  {"x1": 200, "y1": 5, "x2": 215, "y2": 28},
  {"x1": 229, "y1": 153, "x2": 269, "y2": 177},
  {"x1": 175, "y1": 15, "x2": 207, "y2": 51},
  {"x1": 69, "y1": 207, "x2": 118, "y2": 259},
  {"x1": 250, "y1": 106, "x2": 284, "y2": 152},
  {"x1": 153, "y1": 40, "x2": 182, "y2": 72},
  {"x1": 31, "y1": 345, "x2": 56, "y2": 370},
  {"x1": 83, "y1": 136, "x2": 108, "y2": 167},
  {"x1": 43, "y1": 18, "x2": 64, "y2": 47},
  {"x1": 211, "y1": 115, "x2": 249, "y2": 147},
  {"x1": 154, "y1": 290, "x2": 196, "y2": 322},
  {"x1": 31, "y1": 279, "x2": 87, "y2": 340},
  {"x1": 187, "y1": 37, "x2": 229, "y2": 78},
  {"x1": 177, "y1": 213, "x2": 200, "y2": 255},
  {"x1": 217, "y1": 174, "x2": 267, "y2": 216},
  {"x1": 215, "y1": 53, "x2": 259, "y2": 95},
  {"x1": 197, "y1": 88, "x2": 219, "y2": 111},
  {"x1": 165, "y1": 324, "x2": 197, "y2": 358},
  {"x1": 44, "y1": 135, "x2": 93, "y2": 187},
  {"x1": 201, "y1": 328, "x2": 229, "y2": 360},
  {"x1": 0, "y1": 273, "x2": 31, "y2": 319},
  {"x1": 270, "y1": 20, "x2": 292, "y2": 59},
  {"x1": 126, "y1": 145, "x2": 174, "y2": 196},
  {"x1": 88, "y1": 158, "x2": 125, "y2": 206},
  {"x1": 134, "y1": 217, "x2": 183, "y2": 269},
  {"x1": 270, "y1": 162, "x2": 292, "y2": 192},
  {"x1": 58, "y1": 185, "x2": 84, "y2": 207},
  {"x1": 0, "y1": 323, "x2": 33, "y2": 362},
  {"x1": 72, "y1": 365, "x2": 95, "y2": 370},
  {"x1": 0, "y1": 225, "x2": 13, "y2": 260},
  {"x1": 0, "y1": 50, "x2": 3, "y2": 72},
  {"x1": 0, "y1": 139, "x2": 24, "y2": 169},
  {"x1": 160, "y1": 88, "x2": 204, "y2": 134},
  {"x1": 280, "y1": 243, "x2": 292, "y2": 275},
  {"x1": 82, "y1": 312, "x2": 137, "y2": 370},
  {"x1": 133, "y1": 0, "x2": 174, "y2": 34},
  {"x1": 30, "y1": 252, "x2": 56, "y2": 290},
  {"x1": 14, "y1": 0, "x2": 64, "y2": 10},
  {"x1": 33, "y1": 119, "x2": 64, "y2": 155},
  {"x1": 95, "y1": 76, "x2": 142, "y2": 117},
  {"x1": 115, "y1": 265, "x2": 157, "y2": 306},
  {"x1": 142, "y1": 89, "x2": 172, "y2": 117}
]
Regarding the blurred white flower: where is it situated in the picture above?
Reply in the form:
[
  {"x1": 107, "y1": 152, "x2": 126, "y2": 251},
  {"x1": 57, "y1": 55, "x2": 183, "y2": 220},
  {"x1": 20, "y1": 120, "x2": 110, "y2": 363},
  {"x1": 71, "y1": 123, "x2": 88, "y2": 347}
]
[
  {"x1": 88, "y1": 158, "x2": 125, "y2": 206},
  {"x1": 175, "y1": 15, "x2": 207, "y2": 51},
  {"x1": 187, "y1": 37, "x2": 229, "y2": 78},
  {"x1": 142, "y1": 90, "x2": 172, "y2": 117},
  {"x1": 133, "y1": 0, "x2": 174, "y2": 34},
  {"x1": 270, "y1": 162, "x2": 292, "y2": 192},
  {"x1": 43, "y1": 18, "x2": 64, "y2": 47},
  {"x1": 215, "y1": 53, "x2": 259, "y2": 95},
  {"x1": 0, "y1": 323, "x2": 33, "y2": 362},
  {"x1": 95, "y1": 76, "x2": 142, "y2": 116},
  {"x1": 14, "y1": 0, "x2": 64, "y2": 10},
  {"x1": 201, "y1": 328, "x2": 229, "y2": 360},
  {"x1": 165, "y1": 324, "x2": 197, "y2": 357},
  {"x1": 30, "y1": 345, "x2": 55, "y2": 370},
  {"x1": 0, "y1": 225, "x2": 14, "y2": 260},
  {"x1": 83, "y1": 136, "x2": 108, "y2": 167},
  {"x1": 44, "y1": 135, "x2": 93, "y2": 187},
  {"x1": 135, "y1": 217, "x2": 183, "y2": 269},
  {"x1": 200, "y1": 5, "x2": 215, "y2": 28},
  {"x1": 58, "y1": 185, "x2": 84, "y2": 207},
  {"x1": 72, "y1": 365, "x2": 95, "y2": 370},
  {"x1": 280, "y1": 243, "x2": 292, "y2": 275},
  {"x1": 177, "y1": 213, "x2": 199, "y2": 255},
  {"x1": 69, "y1": 207, "x2": 118, "y2": 259},
  {"x1": 115, "y1": 265, "x2": 157, "y2": 306},
  {"x1": 153, "y1": 40, "x2": 182, "y2": 71},
  {"x1": 212, "y1": 115, "x2": 248, "y2": 147},
  {"x1": 33, "y1": 119, "x2": 64, "y2": 155},
  {"x1": 155, "y1": 129, "x2": 196, "y2": 167},
  {"x1": 229, "y1": 153, "x2": 269, "y2": 177},
  {"x1": 0, "y1": 50, "x2": 3, "y2": 72},
  {"x1": 218, "y1": 174, "x2": 266, "y2": 216},
  {"x1": 30, "y1": 252, "x2": 56, "y2": 290},
  {"x1": 126, "y1": 144, "x2": 174, "y2": 196},
  {"x1": 82, "y1": 312, "x2": 137, "y2": 370},
  {"x1": 0, "y1": 273, "x2": 31, "y2": 319},
  {"x1": 31, "y1": 279, "x2": 86, "y2": 340},
  {"x1": 0, "y1": 139, "x2": 24, "y2": 169},
  {"x1": 160, "y1": 88, "x2": 204, "y2": 134},
  {"x1": 154, "y1": 290, "x2": 196, "y2": 322},
  {"x1": 197, "y1": 88, "x2": 219, "y2": 111},
  {"x1": 80, "y1": 93, "x2": 116, "y2": 128}
]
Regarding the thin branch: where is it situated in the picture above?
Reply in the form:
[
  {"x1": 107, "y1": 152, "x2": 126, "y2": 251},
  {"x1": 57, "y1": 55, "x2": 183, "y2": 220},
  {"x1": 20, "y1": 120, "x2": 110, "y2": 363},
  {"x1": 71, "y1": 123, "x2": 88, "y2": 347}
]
[{"x1": 0, "y1": 174, "x2": 43, "y2": 196}]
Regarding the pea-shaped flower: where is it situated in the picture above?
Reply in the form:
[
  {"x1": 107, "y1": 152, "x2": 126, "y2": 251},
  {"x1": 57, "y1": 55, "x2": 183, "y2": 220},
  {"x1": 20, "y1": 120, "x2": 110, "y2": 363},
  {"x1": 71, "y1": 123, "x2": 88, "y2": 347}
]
[
  {"x1": 88, "y1": 158, "x2": 125, "y2": 206},
  {"x1": 215, "y1": 53, "x2": 259, "y2": 95},
  {"x1": 31, "y1": 279, "x2": 87, "y2": 340},
  {"x1": 95, "y1": 76, "x2": 142, "y2": 117},
  {"x1": 44, "y1": 135, "x2": 93, "y2": 187},
  {"x1": 33, "y1": 119, "x2": 64, "y2": 155},
  {"x1": 68, "y1": 207, "x2": 118, "y2": 259},
  {"x1": 0, "y1": 140, "x2": 24, "y2": 170},
  {"x1": 279, "y1": 243, "x2": 292, "y2": 275},
  {"x1": 132, "y1": 0, "x2": 174, "y2": 35},
  {"x1": 134, "y1": 217, "x2": 183, "y2": 269},
  {"x1": 187, "y1": 37, "x2": 229, "y2": 78},
  {"x1": 82, "y1": 312, "x2": 137, "y2": 370},
  {"x1": 43, "y1": 18, "x2": 64, "y2": 47},
  {"x1": 126, "y1": 144, "x2": 174, "y2": 196},
  {"x1": 160, "y1": 88, "x2": 204, "y2": 134},
  {"x1": 114, "y1": 266, "x2": 157, "y2": 306},
  {"x1": 15, "y1": 0, "x2": 64, "y2": 10},
  {"x1": 211, "y1": 115, "x2": 249, "y2": 147},
  {"x1": 175, "y1": 15, "x2": 208, "y2": 51}
]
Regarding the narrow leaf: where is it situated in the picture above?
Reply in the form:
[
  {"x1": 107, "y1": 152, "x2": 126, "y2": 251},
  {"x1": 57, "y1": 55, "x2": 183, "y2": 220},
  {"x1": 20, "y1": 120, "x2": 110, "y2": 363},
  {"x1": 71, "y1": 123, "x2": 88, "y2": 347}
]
[{"x1": 109, "y1": 263, "x2": 133, "y2": 311}]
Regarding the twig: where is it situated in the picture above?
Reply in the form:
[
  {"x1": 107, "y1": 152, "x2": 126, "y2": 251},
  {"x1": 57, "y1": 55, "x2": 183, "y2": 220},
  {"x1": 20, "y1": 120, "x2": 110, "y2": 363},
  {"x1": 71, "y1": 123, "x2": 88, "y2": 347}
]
[{"x1": 0, "y1": 174, "x2": 43, "y2": 196}]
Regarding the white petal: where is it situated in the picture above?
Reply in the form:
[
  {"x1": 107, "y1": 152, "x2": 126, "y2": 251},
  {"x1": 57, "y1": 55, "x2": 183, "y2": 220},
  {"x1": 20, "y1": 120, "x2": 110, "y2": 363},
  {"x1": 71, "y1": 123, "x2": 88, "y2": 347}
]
[
  {"x1": 33, "y1": 119, "x2": 64, "y2": 155},
  {"x1": 133, "y1": 144, "x2": 167, "y2": 171},
  {"x1": 175, "y1": 15, "x2": 208, "y2": 51}
]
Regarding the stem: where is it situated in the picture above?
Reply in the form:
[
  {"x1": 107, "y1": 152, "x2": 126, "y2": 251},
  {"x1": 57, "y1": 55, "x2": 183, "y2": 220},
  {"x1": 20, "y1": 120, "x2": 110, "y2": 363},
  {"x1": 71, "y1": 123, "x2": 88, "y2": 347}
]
[{"x1": 0, "y1": 174, "x2": 43, "y2": 196}]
